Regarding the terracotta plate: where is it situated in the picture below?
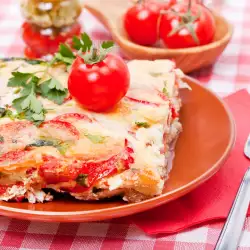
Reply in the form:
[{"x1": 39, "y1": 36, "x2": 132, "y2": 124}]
[{"x1": 0, "y1": 76, "x2": 235, "y2": 222}]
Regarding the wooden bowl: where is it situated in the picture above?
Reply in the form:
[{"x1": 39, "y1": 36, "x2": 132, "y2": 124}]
[
  {"x1": 82, "y1": 0, "x2": 233, "y2": 73},
  {"x1": 0, "y1": 76, "x2": 235, "y2": 222}
]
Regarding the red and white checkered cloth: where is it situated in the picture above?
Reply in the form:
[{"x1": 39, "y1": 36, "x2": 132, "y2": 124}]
[{"x1": 0, "y1": 0, "x2": 249, "y2": 249}]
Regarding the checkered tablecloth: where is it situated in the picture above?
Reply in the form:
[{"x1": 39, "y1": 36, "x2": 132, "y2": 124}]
[{"x1": 0, "y1": 0, "x2": 249, "y2": 249}]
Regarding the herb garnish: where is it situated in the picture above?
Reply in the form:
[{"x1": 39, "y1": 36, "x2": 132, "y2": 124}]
[
  {"x1": 0, "y1": 107, "x2": 16, "y2": 120},
  {"x1": 84, "y1": 133, "x2": 106, "y2": 144},
  {"x1": 135, "y1": 121, "x2": 150, "y2": 128},
  {"x1": 4, "y1": 32, "x2": 114, "y2": 125},
  {"x1": 76, "y1": 174, "x2": 88, "y2": 187},
  {"x1": 25, "y1": 139, "x2": 72, "y2": 155},
  {"x1": 54, "y1": 33, "x2": 114, "y2": 66},
  {"x1": 7, "y1": 71, "x2": 68, "y2": 125},
  {"x1": 162, "y1": 81, "x2": 169, "y2": 97},
  {"x1": 0, "y1": 135, "x2": 4, "y2": 143}
]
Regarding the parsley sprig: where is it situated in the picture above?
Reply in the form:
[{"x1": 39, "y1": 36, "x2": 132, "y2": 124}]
[
  {"x1": 53, "y1": 33, "x2": 114, "y2": 66},
  {"x1": 7, "y1": 71, "x2": 68, "y2": 125}
]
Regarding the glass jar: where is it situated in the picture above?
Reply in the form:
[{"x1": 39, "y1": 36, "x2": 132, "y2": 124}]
[
  {"x1": 20, "y1": 0, "x2": 82, "y2": 59},
  {"x1": 20, "y1": 0, "x2": 82, "y2": 28}
]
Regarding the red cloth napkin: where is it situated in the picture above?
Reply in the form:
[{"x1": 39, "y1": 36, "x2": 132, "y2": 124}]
[{"x1": 131, "y1": 89, "x2": 250, "y2": 235}]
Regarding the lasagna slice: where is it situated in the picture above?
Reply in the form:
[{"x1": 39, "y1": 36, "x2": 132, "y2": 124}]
[{"x1": 0, "y1": 58, "x2": 183, "y2": 203}]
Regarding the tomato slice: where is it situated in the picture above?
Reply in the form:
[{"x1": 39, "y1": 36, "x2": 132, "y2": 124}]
[
  {"x1": 53, "y1": 113, "x2": 92, "y2": 123},
  {"x1": 40, "y1": 140, "x2": 134, "y2": 192},
  {"x1": 70, "y1": 139, "x2": 134, "y2": 193},
  {"x1": 39, "y1": 120, "x2": 80, "y2": 141},
  {"x1": 39, "y1": 156, "x2": 80, "y2": 184},
  {"x1": 70, "y1": 156, "x2": 119, "y2": 193},
  {"x1": 0, "y1": 121, "x2": 38, "y2": 154}
]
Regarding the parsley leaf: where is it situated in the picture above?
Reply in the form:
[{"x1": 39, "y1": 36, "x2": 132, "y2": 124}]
[
  {"x1": 32, "y1": 112, "x2": 45, "y2": 121},
  {"x1": 40, "y1": 78, "x2": 68, "y2": 105},
  {"x1": 9, "y1": 74, "x2": 47, "y2": 125},
  {"x1": 0, "y1": 135, "x2": 4, "y2": 143},
  {"x1": 47, "y1": 78, "x2": 65, "y2": 91},
  {"x1": 54, "y1": 53, "x2": 75, "y2": 65},
  {"x1": 0, "y1": 108, "x2": 6, "y2": 117},
  {"x1": 84, "y1": 133, "x2": 106, "y2": 144},
  {"x1": 73, "y1": 33, "x2": 93, "y2": 52},
  {"x1": 24, "y1": 110, "x2": 46, "y2": 126},
  {"x1": 162, "y1": 81, "x2": 169, "y2": 97},
  {"x1": 59, "y1": 44, "x2": 75, "y2": 58},
  {"x1": 135, "y1": 122, "x2": 150, "y2": 128},
  {"x1": 21, "y1": 94, "x2": 43, "y2": 114},
  {"x1": 72, "y1": 36, "x2": 82, "y2": 50},
  {"x1": 46, "y1": 89, "x2": 68, "y2": 105},
  {"x1": 8, "y1": 72, "x2": 32, "y2": 87},
  {"x1": 101, "y1": 41, "x2": 114, "y2": 49},
  {"x1": 54, "y1": 44, "x2": 75, "y2": 65},
  {"x1": 12, "y1": 96, "x2": 27, "y2": 113}
]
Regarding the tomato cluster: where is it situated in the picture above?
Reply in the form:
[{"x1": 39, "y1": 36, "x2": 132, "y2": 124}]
[
  {"x1": 124, "y1": 0, "x2": 215, "y2": 49},
  {"x1": 22, "y1": 22, "x2": 81, "y2": 59}
]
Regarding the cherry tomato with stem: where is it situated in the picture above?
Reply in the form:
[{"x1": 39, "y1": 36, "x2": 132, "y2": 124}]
[
  {"x1": 159, "y1": 1, "x2": 215, "y2": 48},
  {"x1": 68, "y1": 50, "x2": 130, "y2": 112},
  {"x1": 124, "y1": 0, "x2": 161, "y2": 46}
]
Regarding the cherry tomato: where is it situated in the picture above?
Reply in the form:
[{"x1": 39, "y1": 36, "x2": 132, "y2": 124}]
[
  {"x1": 159, "y1": 3, "x2": 215, "y2": 48},
  {"x1": 39, "y1": 120, "x2": 80, "y2": 141},
  {"x1": 22, "y1": 22, "x2": 81, "y2": 58},
  {"x1": 124, "y1": 1, "x2": 161, "y2": 46},
  {"x1": 68, "y1": 55, "x2": 130, "y2": 112},
  {"x1": 53, "y1": 113, "x2": 93, "y2": 123}
]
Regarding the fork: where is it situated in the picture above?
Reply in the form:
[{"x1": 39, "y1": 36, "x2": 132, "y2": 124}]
[{"x1": 215, "y1": 135, "x2": 250, "y2": 250}]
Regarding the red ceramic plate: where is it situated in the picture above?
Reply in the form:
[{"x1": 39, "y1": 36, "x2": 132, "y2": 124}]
[{"x1": 0, "y1": 76, "x2": 235, "y2": 222}]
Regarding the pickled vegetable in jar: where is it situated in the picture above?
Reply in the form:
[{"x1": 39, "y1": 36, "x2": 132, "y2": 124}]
[
  {"x1": 20, "y1": 0, "x2": 82, "y2": 28},
  {"x1": 20, "y1": 0, "x2": 82, "y2": 59}
]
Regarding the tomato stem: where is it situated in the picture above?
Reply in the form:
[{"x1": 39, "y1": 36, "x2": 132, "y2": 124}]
[
  {"x1": 165, "y1": 0, "x2": 201, "y2": 45},
  {"x1": 92, "y1": 48, "x2": 98, "y2": 60}
]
